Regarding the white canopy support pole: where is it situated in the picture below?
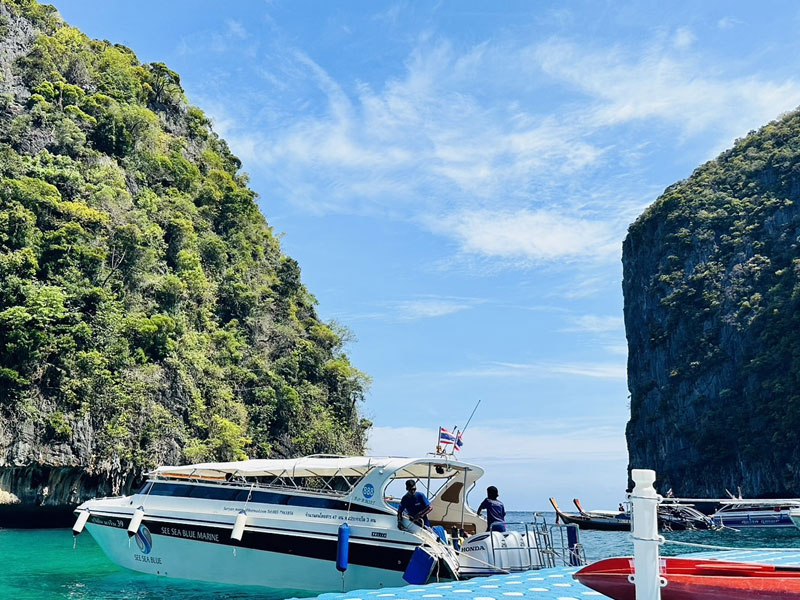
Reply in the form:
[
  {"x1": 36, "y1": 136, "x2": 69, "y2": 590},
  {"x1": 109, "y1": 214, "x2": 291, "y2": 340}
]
[
  {"x1": 630, "y1": 469, "x2": 663, "y2": 600},
  {"x1": 460, "y1": 468, "x2": 468, "y2": 530},
  {"x1": 427, "y1": 463, "x2": 432, "y2": 500}
]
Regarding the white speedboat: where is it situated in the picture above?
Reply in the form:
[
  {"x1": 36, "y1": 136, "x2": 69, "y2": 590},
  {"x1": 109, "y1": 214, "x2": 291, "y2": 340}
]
[
  {"x1": 711, "y1": 500, "x2": 800, "y2": 529},
  {"x1": 73, "y1": 454, "x2": 565, "y2": 593}
]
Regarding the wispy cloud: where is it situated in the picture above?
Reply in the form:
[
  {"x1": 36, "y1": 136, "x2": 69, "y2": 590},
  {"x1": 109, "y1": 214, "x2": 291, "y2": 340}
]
[
  {"x1": 717, "y1": 17, "x2": 741, "y2": 30},
  {"x1": 448, "y1": 360, "x2": 627, "y2": 380},
  {"x1": 226, "y1": 20, "x2": 248, "y2": 40},
  {"x1": 331, "y1": 296, "x2": 483, "y2": 322},
  {"x1": 562, "y1": 315, "x2": 625, "y2": 333},
  {"x1": 179, "y1": 19, "x2": 258, "y2": 57},
  {"x1": 551, "y1": 275, "x2": 619, "y2": 300},
  {"x1": 430, "y1": 209, "x2": 619, "y2": 264},
  {"x1": 391, "y1": 297, "x2": 477, "y2": 320},
  {"x1": 673, "y1": 28, "x2": 695, "y2": 50},
  {"x1": 190, "y1": 19, "x2": 800, "y2": 269},
  {"x1": 534, "y1": 37, "x2": 800, "y2": 140}
]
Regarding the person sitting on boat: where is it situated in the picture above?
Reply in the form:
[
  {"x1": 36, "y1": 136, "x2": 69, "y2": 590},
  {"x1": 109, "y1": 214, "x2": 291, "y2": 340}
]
[
  {"x1": 478, "y1": 486, "x2": 506, "y2": 532},
  {"x1": 397, "y1": 480, "x2": 432, "y2": 529}
]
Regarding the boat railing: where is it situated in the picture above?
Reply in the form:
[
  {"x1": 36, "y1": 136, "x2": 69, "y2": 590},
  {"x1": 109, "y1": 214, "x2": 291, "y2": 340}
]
[{"x1": 484, "y1": 515, "x2": 585, "y2": 570}]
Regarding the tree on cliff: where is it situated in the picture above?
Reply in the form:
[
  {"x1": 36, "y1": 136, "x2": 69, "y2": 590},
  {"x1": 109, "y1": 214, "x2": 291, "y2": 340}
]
[{"x1": 0, "y1": 0, "x2": 371, "y2": 485}]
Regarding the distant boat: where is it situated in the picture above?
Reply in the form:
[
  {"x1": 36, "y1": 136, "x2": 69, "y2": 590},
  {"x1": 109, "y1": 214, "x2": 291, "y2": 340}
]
[
  {"x1": 574, "y1": 556, "x2": 800, "y2": 600},
  {"x1": 549, "y1": 498, "x2": 630, "y2": 531},
  {"x1": 658, "y1": 500, "x2": 718, "y2": 531},
  {"x1": 550, "y1": 498, "x2": 716, "y2": 531},
  {"x1": 711, "y1": 500, "x2": 800, "y2": 529}
]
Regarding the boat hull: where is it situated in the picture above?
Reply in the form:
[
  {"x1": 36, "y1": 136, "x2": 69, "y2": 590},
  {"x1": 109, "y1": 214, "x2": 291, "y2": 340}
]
[
  {"x1": 556, "y1": 512, "x2": 630, "y2": 531},
  {"x1": 713, "y1": 512, "x2": 795, "y2": 528},
  {"x1": 85, "y1": 515, "x2": 414, "y2": 593},
  {"x1": 574, "y1": 557, "x2": 800, "y2": 600}
]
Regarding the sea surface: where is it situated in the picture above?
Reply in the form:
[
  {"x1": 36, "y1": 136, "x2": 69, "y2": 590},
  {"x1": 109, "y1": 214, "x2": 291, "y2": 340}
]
[{"x1": 3, "y1": 511, "x2": 800, "y2": 599}]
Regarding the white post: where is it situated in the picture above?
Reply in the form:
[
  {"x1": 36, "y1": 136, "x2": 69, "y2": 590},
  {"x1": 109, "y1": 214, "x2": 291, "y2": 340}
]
[{"x1": 630, "y1": 469, "x2": 662, "y2": 600}]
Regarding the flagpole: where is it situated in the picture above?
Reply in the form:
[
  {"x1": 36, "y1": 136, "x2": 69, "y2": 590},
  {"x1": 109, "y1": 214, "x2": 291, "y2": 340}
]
[{"x1": 449, "y1": 423, "x2": 458, "y2": 455}]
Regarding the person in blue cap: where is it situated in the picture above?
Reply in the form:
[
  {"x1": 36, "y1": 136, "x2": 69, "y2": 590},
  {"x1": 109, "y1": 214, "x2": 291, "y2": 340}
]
[
  {"x1": 478, "y1": 486, "x2": 506, "y2": 532},
  {"x1": 397, "y1": 480, "x2": 432, "y2": 528}
]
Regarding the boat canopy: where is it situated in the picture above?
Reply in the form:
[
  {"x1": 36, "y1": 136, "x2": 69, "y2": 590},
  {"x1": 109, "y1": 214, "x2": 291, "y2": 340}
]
[{"x1": 149, "y1": 455, "x2": 483, "y2": 481}]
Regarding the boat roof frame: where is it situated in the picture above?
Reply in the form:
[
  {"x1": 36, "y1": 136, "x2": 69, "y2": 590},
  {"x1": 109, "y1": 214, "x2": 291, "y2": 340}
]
[{"x1": 148, "y1": 454, "x2": 483, "y2": 498}]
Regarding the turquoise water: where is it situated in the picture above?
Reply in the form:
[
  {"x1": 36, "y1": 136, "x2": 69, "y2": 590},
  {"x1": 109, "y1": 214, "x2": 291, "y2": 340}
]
[
  {"x1": 3, "y1": 511, "x2": 800, "y2": 599},
  {"x1": 0, "y1": 528, "x2": 299, "y2": 600}
]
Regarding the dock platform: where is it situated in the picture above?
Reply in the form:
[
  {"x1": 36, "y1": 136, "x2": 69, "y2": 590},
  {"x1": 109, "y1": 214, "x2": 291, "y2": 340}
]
[{"x1": 312, "y1": 550, "x2": 800, "y2": 600}]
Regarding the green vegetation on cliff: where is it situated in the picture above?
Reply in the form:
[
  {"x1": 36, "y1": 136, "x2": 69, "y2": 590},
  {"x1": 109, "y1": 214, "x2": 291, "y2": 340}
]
[
  {"x1": 0, "y1": 0, "x2": 370, "y2": 474},
  {"x1": 624, "y1": 107, "x2": 800, "y2": 496}
]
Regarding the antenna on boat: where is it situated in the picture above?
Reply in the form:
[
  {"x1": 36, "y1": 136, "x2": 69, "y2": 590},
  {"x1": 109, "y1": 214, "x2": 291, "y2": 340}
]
[
  {"x1": 462, "y1": 399, "x2": 480, "y2": 434},
  {"x1": 450, "y1": 400, "x2": 480, "y2": 455}
]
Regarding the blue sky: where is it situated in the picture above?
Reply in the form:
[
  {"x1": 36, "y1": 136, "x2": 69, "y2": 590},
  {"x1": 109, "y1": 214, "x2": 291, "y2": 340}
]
[{"x1": 53, "y1": 0, "x2": 800, "y2": 509}]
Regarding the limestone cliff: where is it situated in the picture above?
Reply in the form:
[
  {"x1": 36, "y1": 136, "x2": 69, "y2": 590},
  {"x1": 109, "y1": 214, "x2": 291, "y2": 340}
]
[
  {"x1": 0, "y1": 0, "x2": 370, "y2": 525},
  {"x1": 624, "y1": 108, "x2": 800, "y2": 497}
]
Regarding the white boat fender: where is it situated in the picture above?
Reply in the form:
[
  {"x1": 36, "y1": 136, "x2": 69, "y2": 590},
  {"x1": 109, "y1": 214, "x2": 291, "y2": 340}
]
[
  {"x1": 336, "y1": 522, "x2": 350, "y2": 572},
  {"x1": 127, "y1": 507, "x2": 145, "y2": 537},
  {"x1": 72, "y1": 509, "x2": 90, "y2": 536},
  {"x1": 231, "y1": 510, "x2": 248, "y2": 542}
]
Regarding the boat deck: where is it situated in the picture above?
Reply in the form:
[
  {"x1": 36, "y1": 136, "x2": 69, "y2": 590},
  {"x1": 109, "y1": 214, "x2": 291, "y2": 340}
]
[{"x1": 309, "y1": 550, "x2": 800, "y2": 600}]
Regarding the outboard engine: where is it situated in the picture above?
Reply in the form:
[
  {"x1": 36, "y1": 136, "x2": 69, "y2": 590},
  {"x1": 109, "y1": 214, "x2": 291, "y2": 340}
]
[
  {"x1": 456, "y1": 532, "x2": 506, "y2": 576},
  {"x1": 456, "y1": 530, "x2": 541, "y2": 576}
]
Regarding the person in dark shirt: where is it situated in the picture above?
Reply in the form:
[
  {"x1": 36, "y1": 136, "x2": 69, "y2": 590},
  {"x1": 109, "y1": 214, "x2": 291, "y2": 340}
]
[
  {"x1": 477, "y1": 485, "x2": 506, "y2": 532},
  {"x1": 397, "y1": 480, "x2": 432, "y2": 528}
]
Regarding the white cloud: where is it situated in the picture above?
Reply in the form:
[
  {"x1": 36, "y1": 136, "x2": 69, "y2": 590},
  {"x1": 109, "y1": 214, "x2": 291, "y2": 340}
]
[
  {"x1": 673, "y1": 28, "x2": 695, "y2": 50},
  {"x1": 448, "y1": 360, "x2": 626, "y2": 380},
  {"x1": 551, "y1": 275, "x2": 615, "y2": 300},
  {"x1": 329, "y1": 296, "x2": 483, "y2": 322},
  {"x1": 534, "y1": 38, "x2": 800, "y2": 140},
  {"x1": 717, "y1": 17, "x2": 740, "y2": 30},
  {"x1": 563, "y1": 315, "x2": 625, "y2": 333},
  {"x1": 197, "y1": 37, "x2": 607, "y2": 217},
  {"x1": 432, "y1": 209, "x2": 619, "y2": 263},
  {"x1": 392, "y1": 298, "x2": 476, "y2": 320},
  {"x1": 190, "y1": 20, "x2": 800, "y2": 270},
  {"x1": 226, "y1": 20, "x2": 248, "y2": 39}
]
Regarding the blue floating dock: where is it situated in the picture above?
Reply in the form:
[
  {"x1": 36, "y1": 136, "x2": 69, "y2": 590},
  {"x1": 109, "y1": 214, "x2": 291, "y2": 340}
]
[
  {"x1": 315, "y1": 567, "x2": 602, "y2": 600},
  {"x1": 310, "y1": 550, "x2": 800, "y2": 600}
]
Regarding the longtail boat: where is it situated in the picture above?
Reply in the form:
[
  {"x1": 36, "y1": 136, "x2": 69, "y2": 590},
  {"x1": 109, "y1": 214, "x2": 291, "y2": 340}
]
[{"x1": 549, "y1": 497, "x2": 716, "y2": 531}]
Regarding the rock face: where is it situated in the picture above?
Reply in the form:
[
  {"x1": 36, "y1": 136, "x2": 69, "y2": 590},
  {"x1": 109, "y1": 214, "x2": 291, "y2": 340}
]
[
  {"x1": 0, "y1": 1, "x2": 370, "y2": 525},
  {"x1": 624, "y1": 109, "x2": 800, "y2": 498}
]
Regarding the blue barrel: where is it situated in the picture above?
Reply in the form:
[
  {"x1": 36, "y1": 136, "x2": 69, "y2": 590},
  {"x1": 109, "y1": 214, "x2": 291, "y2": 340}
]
[{"x1": 336, "y1": 522, "x2": 350, "y2": 572}]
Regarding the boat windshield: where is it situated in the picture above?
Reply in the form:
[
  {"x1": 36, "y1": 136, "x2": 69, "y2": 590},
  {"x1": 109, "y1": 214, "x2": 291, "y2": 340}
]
[
  {"x1": 149, "y1": 471, "x2": 365, "y2": 497},
  {"x1": 381, "y1": 459, "x2": 480, "y2": 505}
]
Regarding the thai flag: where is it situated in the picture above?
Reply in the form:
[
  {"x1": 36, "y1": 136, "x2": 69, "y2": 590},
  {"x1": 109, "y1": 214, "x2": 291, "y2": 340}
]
[
  {"x1": 439, "y1": 427, "x2": 456, "y2": 445},
  {"x1": 454, "y1": 431, "x2": 463, "y2": 451}
]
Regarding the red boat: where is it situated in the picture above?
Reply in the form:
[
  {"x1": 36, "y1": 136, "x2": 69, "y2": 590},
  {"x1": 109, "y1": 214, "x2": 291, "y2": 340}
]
[{"x1": 574, "y1": 556, "x2": 800, "y2": 600}]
